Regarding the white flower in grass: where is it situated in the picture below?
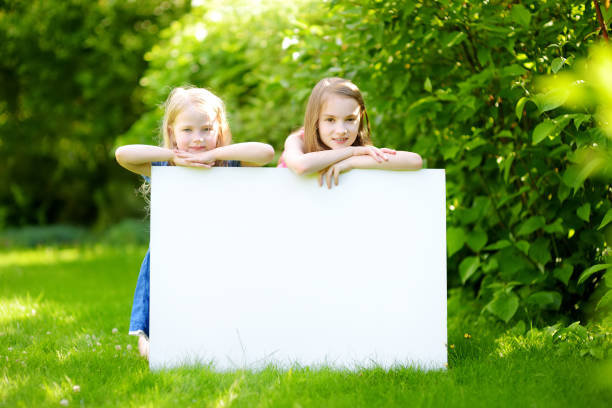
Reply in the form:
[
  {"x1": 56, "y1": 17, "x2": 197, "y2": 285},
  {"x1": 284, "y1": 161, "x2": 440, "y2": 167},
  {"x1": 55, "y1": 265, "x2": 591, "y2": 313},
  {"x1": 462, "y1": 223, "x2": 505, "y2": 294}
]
[
  {"x1": 126, "y1": 345, "x2": 132, "y2": 351},
  {"x1": 7, "y1": 347, "x2": 12, "y2": 351},
  {"x1": 73, "y1": 385, "x2": 80, "y2": 393},
  {"x1": 96, "y1": 342, "x2": 101, "y2": 347},
  {"x1": 112, "y1": 328, "x2": 118, "y2": 334},
  {"x1": 46, "y1": 331, "x2": 52, "y2": 335},
  {"x1": 31, "y1": 309, "x2": 36, "y2": 316},
  {"x1": 60, "y1": 399, "x2": 69, "y2": 406},
  {"x1": 115, "y1": 345, "x2": 121, "y2": 351}
]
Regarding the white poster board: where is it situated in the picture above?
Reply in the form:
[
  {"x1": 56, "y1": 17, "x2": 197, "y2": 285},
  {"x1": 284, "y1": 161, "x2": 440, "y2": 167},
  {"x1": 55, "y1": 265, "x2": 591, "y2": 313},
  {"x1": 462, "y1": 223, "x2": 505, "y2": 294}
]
[{"x1": 150, "y1": 167, "x2": 446, "y2": 370}]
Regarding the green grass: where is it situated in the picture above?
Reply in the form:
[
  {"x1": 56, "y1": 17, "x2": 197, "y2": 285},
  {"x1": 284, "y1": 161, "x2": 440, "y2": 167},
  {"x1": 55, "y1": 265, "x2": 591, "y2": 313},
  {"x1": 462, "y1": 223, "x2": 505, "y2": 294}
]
[{"x1": 1, "y1": 246, "x2": 611, "y2": 407}]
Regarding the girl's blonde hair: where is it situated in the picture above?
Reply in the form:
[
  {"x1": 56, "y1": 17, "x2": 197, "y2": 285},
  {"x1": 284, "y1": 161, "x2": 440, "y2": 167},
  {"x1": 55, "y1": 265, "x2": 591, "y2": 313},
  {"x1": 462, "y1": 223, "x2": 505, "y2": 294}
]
[
  {"x1": 140, "y1": 86, "x2": 232, "y2": 202},
  {"x1": 161, "y1": 86, "x2": 232, "y2": 158},
  {"x1": 303, "y1": 77, "x2": 372, "y2": 153}
]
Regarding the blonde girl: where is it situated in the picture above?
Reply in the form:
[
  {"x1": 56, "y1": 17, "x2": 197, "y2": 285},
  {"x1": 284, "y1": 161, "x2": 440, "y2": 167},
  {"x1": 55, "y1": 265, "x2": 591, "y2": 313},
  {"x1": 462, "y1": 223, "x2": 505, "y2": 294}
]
[
  {"x1": 279, "y1": 77, "x2": 422, "y2": 187},
  {"x1": 115, "y1": 86, "x2": 274, "y2": 358}
]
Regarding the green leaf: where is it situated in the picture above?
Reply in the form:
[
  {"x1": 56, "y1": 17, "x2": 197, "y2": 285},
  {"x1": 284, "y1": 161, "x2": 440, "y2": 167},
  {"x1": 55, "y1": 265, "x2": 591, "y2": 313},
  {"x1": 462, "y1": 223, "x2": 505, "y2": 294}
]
[
  {"x1": 477, "y1": 47, "x2": 491, "y2": 66},
  {"x1": 501, "y1": 64, "x2": 527, "y2": 77},
  {"x1": 577, "y1": 203, "x2": 590, "y2": 222},
  {"x1": 515, "y1": 96, "x2": 528, "y2": 120},
  {"x1": 529, "y1": 237, "x2": 551, "y2": 266},
  {"x1": 558, "y1": 183, "x2": 570, "y2": 203},
  {"x1": 601, "y1": 4, "x2": 612, "y2": 24},
  {"x1": 485, "y1": 291, "x2": 519, "y2": 322},
  {"x1": 596, "y1": 289, "x2": 612, "y2": 310},
  {"x1": 543, "y1": 218, "x2": 564, "y2": 234},
  {"x1": 447, "y1": 226, "x2": 466, "y2": 257},
  {"x1": 527, "y1": 291, "x2": 562, "y2": 310},
  {"x1": 551, "y1": 57, "x2": 565, "y2": 73},
  {"x1": 598, "y1": 209, "x2": 612, "y2": 230},
  {"x1": 424, "y1": 77, "x2": 432, "y2": 93},
  {"x1": 485, "y1": 240, "x2": 512, "y2": 251},
  {"x1": 553, "y1": 264, "x2": 574, "y2": 286},
  {"x1": 446, "y1": 31, "x2": 466, "y2": 48},
  {"x1": 578, "y1": 264, "x2": 612, "y2": 285},
  {"x1": 466, "y1": 153, "x2": 483, "y2": 170},
  {"x1": 532, "y1": 90, "x2": 568, "y2": 114},
  {"x1": 532, "y1": 120, "x2": 555, "y2": 144},
  {"x1": 459, "y1": 256, "x2": 480, "y2": 284},
  {"x1": 466, "y1": 229, "x2": 487, "y2": 252},
  {"x1": 481, "y1": 257, "x2": 499, "y2": 273},
  {"x1": 562, "y1": 165, "x2": 587, "y2": 191},
  {"x1": 573, "y1": 113, "x2": 591, "y2": 130},
  {"x1": 510, "y1": 4, "x2": 531, "y2": 27},
  {"x1": 605, "y1": 271, "x2": 612, "y2": 288},
  {"x1": 516, "y1": 216, "x2": 546, "y2": 236},
  {"x1": 516, "y1": 240, "x2": 530, "y2": 255}
]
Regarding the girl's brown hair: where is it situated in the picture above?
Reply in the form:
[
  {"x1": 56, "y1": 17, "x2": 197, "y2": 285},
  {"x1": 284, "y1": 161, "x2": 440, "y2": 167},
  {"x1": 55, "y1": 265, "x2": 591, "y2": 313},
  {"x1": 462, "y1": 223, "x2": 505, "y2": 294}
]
[{"x1": 303, "y1": 77, "x2": 372, "y2": 153}]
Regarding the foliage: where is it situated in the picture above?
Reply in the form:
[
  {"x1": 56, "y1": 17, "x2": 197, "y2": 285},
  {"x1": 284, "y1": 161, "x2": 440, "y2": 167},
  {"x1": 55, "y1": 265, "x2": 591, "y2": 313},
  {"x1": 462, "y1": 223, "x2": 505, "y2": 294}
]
[
  {"x1": 124, "y1": 0, "x2": 612, "y2": 323},
  {"x1": 119, "y1": 0, "x2": 317, "y2": 151},
  {"x1": 0, "y1": 224, "x2": 88, "y2": 248},
  {"x1": 0, "y1": 0, "x2": 190, "y2": 227}
]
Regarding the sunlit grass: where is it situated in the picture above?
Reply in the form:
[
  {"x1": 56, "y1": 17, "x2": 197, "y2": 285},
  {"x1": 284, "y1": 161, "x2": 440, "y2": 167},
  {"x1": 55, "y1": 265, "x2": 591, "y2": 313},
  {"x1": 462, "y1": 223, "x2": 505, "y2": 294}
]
[{"x1": 0, "y1": 245, "x2": 611, "y2": 407}]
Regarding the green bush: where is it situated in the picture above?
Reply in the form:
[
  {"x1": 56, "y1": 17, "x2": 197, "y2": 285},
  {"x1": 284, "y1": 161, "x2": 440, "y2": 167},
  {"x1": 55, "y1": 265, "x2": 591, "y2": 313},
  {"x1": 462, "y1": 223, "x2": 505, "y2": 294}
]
[
  {"x1": 99, "y1": 218, "x2": 149, "y2": 247},
  {"x1": 0, "y1": 0, "x2": 190, "y2": 227},
  {"x1": 0, "y1": 225, "x2": 88, "y2": 248},
  {"x1": 122, "y1": 0, "x2": 612, "y2": 324}
]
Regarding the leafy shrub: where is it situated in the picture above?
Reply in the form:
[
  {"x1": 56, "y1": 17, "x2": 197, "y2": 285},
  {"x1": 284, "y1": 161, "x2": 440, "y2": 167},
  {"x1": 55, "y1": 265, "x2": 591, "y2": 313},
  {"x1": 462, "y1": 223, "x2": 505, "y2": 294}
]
[
  {"x1": 99, "y1": 218, "x2": 149, "y2": 247},
  {"x1": 0, "y1": 225, "x2": 88, "y2": 248},
  {"x1": 122, "y1": 0, "x2": 612, "y2": 324}
]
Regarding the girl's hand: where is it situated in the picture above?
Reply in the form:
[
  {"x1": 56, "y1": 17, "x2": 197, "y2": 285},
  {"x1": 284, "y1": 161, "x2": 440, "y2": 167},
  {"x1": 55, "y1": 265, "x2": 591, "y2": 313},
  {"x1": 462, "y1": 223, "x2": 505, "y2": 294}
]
[
  {"x1": 352, "y1": 146, "x2": 396, "y2": 162},
  {"x1": 318, "y1": 158, "x2": 354, "y2": 189},
  {"x1": 173, "y1": 150, "x2": 215, "y2": 168}
]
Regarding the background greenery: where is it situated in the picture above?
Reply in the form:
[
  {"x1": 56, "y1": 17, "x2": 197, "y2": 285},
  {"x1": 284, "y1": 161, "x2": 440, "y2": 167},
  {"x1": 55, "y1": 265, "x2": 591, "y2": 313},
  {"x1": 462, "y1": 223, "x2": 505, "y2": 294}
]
[{"x1": 1, "y1": 1, "x2": 611, "y2": 326}]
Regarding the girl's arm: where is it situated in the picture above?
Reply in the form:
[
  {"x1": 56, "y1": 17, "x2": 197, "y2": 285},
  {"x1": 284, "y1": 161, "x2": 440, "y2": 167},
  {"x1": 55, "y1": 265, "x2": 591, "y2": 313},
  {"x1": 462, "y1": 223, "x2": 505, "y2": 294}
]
[
  {"x1": 213, "y1": 142, "x2": 274, "y2": 166},
  {"x1": 283, "y1": 132, "x2": 391, "y2": 175},
  {"x1": 174, "y1": 142, "x2": 275, "y2": 167},
  {"x1": 115, "y1": 145, "x2": 174, "y2": 177},
  {"x1": 320, "y1": 151, "x2": 423, "y2": 188}
]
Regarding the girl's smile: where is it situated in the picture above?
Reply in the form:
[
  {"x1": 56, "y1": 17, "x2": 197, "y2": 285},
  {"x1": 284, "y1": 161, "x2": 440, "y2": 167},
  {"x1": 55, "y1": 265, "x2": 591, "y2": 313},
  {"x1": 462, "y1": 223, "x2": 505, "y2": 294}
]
[
  {"x1": 317, "y1": 94, "x2": 360, "y2": 150},
  {"x1": 170, "y1": 105, "x2": 219, "y2": 152}
]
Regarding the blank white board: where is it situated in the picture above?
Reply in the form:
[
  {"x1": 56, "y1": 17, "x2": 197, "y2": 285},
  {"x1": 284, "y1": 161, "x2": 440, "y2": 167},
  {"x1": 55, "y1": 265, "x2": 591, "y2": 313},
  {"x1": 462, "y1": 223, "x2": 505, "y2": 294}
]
[{"x1": 150, "y1": 167, "x2": 447, "y2": 370}]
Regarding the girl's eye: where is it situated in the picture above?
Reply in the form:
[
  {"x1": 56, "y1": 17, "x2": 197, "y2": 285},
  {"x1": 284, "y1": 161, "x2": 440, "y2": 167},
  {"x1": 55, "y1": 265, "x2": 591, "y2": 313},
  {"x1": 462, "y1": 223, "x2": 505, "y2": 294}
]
[
  {"x1": 325, "y1": 118, "x2": 334, "y2": 122},
  {"x1": 202, "y1": 127, "x2": 212, "y2": 132},
  {"x1": 182, "y1": 128, "x2": 192, "y2": 133},
  {"x1": 347, "y1": 118, "x2": 356, "y2": 122}
]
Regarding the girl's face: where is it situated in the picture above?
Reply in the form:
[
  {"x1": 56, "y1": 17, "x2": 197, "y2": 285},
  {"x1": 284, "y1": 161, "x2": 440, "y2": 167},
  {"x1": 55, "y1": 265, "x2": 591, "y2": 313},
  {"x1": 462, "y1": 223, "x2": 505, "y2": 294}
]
[
  {"x1": 317, "y1": 93, "x2": 361, "y2": 150},
  {"x1": 170, "y1": 104, "x2": 219, "y2": 152}
]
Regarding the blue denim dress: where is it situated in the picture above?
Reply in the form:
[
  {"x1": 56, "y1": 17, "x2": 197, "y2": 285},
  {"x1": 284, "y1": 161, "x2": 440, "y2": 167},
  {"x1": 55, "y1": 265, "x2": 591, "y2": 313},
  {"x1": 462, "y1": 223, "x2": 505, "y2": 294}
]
[{"x1": 128, "y1": 160, "x2": 241, "y2": 337}]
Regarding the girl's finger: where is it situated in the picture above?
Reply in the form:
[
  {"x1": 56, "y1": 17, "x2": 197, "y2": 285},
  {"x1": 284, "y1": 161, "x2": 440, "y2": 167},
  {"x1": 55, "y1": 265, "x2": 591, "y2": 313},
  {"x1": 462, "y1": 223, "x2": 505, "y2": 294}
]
[
  {"x1": 381, "y1": 148, "x2": 397, "y2": 154},
  {"x1": 318, "y1": 171, "x2": 324, "y2": 187},
  {"x1": 368, "y1": 148, "x2": 382, "y2": 162},
  {"x1": 374, "y1": 148, "x2": 386, "y2": 161},
  {"x1": 326, "y1": 168, "x2": 333, "y2": 189},
  {"x1": 334, "y1": 167, "x2": 339, "y2": 186}
]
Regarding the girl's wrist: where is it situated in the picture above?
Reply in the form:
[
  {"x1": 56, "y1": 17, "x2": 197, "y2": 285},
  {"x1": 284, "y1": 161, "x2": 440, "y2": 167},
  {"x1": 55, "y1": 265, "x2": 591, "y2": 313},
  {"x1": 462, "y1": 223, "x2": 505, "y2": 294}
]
[{"x1": 207, "y1": 147, "x2": 218, "y2": 161}]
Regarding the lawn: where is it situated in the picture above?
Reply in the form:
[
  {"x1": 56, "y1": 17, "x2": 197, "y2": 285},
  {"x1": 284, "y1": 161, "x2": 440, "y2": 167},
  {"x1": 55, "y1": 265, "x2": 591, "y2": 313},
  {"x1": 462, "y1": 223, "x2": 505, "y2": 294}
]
[{"x1": 1, "y1": 246, "x2": 611, "y2": 407}]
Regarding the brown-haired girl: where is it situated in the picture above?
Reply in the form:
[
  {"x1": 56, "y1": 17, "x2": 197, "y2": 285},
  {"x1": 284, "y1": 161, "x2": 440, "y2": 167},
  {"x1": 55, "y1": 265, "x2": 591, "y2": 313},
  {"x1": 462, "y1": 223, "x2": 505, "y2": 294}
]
[{"x1": 279, "y1": 77, "x2": 422, "y2": 188}]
